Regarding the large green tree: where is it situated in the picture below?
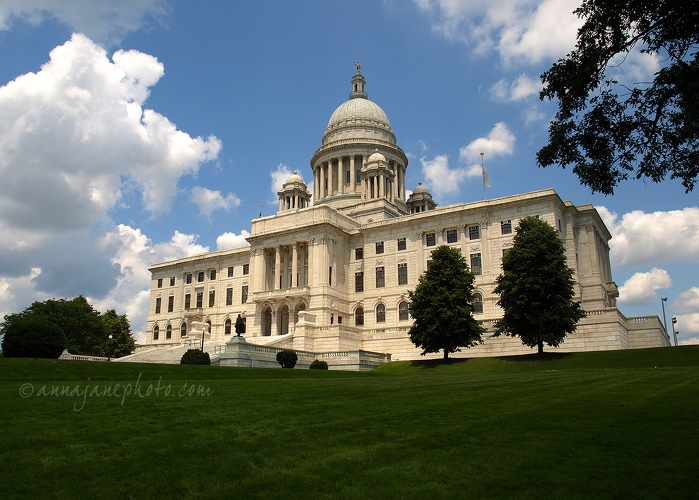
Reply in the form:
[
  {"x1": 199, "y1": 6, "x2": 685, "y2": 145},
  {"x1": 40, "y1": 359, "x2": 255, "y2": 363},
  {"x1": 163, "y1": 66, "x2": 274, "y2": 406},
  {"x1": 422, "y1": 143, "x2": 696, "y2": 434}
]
[
  {"x1": 408, "y1": 245, "x2": 485, "y2": 359},
  {"x1": 538, "y1": 0, "x2": 699, "y2": 194},
  {"x1": 1, "y1": 318, "x2": 65, "y2": 358},
  {"x1": 100, "y1": 309, "x2": 136, "y2": 358},
  {"x1": 494, "y1": 217, "x2": 586, "y2": 354}
]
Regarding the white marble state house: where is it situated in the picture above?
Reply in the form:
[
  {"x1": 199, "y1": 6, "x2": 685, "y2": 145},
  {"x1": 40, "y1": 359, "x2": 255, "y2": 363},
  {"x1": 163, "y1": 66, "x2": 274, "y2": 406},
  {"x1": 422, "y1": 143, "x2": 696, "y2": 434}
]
[{"x1": 143, "y1": 68, "x2": 670, "y2": 364}]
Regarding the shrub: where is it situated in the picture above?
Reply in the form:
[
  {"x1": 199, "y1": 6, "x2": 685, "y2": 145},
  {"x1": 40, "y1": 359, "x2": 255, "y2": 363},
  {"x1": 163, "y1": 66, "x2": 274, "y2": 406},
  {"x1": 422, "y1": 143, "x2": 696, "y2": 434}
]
[
  {"x1": 180, "y1": 349, "x2": 211, "y2": 365},
  {"x1": 309, "y1": 359, "x2": 328, "y2": 370},
  {"x1": 276, "y1": 349, "x2": 298, "y2": 368},
  {"x1": 1, "y1": 318, "x2": 65, "y2": 358}
]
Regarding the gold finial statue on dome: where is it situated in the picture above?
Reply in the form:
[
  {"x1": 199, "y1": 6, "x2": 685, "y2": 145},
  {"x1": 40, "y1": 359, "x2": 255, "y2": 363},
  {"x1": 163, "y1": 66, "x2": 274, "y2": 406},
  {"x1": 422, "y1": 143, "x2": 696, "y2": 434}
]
[{"x1": 353, "y1": 61, "x2": 361, "y2": 74}]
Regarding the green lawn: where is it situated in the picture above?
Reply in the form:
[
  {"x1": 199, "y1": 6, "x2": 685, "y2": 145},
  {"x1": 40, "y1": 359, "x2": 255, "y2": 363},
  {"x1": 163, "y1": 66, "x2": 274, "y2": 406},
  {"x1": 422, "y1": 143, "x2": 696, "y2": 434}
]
[{"x1": 1, "y1": 346, "x2": 698, "y2": 499}]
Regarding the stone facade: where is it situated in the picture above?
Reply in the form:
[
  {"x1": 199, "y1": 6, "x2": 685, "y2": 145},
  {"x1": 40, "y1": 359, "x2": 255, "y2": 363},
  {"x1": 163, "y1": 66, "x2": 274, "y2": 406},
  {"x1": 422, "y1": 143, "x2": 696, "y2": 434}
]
[{"x1": 145, "y1": 69, "x2": 670, "y2": 361}]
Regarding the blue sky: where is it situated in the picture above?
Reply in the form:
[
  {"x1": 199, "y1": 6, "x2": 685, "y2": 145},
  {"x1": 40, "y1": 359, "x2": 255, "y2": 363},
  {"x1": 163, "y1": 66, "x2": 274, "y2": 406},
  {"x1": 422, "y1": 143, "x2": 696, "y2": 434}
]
[{"x1": 0, "y1": 0, "x2": 696, "y2": 343}]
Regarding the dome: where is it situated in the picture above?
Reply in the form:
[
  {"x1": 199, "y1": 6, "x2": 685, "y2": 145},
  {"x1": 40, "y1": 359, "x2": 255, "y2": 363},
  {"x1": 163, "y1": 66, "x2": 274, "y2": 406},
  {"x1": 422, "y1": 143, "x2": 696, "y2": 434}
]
[
  {"x1": 284, "y1": 170, "x2": 305, "y2": 186},
  {"x1": 412, "y1": 182, "x2": 429, "y2": 195},
  {"x1": 367, "y1": 149, "x2": 386, "y2": 164},
  {"x1": 325, "y1": 98, "x2": 393, "y2": 135}
]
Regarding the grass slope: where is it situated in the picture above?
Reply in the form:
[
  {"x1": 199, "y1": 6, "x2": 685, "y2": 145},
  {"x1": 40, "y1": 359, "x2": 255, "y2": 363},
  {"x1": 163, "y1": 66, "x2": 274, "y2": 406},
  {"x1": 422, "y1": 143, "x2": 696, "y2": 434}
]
[{"x1": 1, "y1": 346, "x2": 698, "y2": 499}]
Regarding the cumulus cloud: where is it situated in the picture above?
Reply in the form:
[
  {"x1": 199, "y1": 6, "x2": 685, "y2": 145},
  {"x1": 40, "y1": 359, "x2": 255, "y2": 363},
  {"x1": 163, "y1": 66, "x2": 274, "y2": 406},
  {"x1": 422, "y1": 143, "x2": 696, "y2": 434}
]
[
  {"x1": 490, "y1": 74, "x2": 543, "y2": 102},
  {"x1": 413, "y1": 0, "x2": 582, "y2": 65},
  {"x1": 190, "y1": 186, "x2": 241, "y2": 219},
  {"x1": 673, "y1": 287, "x2": 699, "y2": 342},
  {"x1": 459, "y1": 122, "x2": 516, "y2": 162},
  {"x1": 270, "y1": 163, "x2": 294, "y2": 195},
  {"x1": 617, "y1": 268, "x2": 672, "y2": 306},
  {"x1": 597, "y1": 206, "x2": 699, "y2": 268},
  {"x1": 420, "y1": 155, "x2": 468, "y2": 198},
  {"x1": 0, "y1": 0, "x2": 169, "y2": 44},
  {"x1": 216, "y1": 230, "x2": 251, "y2": 251}
]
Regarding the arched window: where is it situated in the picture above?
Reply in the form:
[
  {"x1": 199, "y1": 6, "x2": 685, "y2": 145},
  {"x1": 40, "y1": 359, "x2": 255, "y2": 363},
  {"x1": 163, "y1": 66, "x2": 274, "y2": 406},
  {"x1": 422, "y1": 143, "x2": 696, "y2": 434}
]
[
  {"x1": 355, "y1": 307, "x2": 364, "y2": 326},
  {"x1": 399, "y1": 301, "x2": 409, "y2": 321},
  {"x1": 166, "y1": 324, "x2": 172, "y2": 339},
  {"x1": 376, "y1": 303, "x2": 386, "y2": 323},
  {"x1": 473, "y1": 293, "x2": 483, "y2": 314},
  {"x1": 225, "y1": 318, "x2": 232, "y2": 335},
  {"x1": 206, "y1": 320, "x2": 212, "y2": 332},
  {"x1": 180, "y1": 322, "x2": 187, "y2": 337},
  {"x1": 153, "y1": 325, "x2": 159, "y2": 341}
]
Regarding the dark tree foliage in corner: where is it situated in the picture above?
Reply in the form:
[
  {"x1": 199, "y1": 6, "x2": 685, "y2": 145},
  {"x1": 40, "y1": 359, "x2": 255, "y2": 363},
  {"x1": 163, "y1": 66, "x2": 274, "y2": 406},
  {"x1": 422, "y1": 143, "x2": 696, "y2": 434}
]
[
  {"x1": 408, "y1": 245, "x2": 485, "y2": 360},
  {"x1": 538, "y1": 0, "x2": 699, "y2": 194},
  {"x1": 1, "y1": 318, "x2": 65, "y2": 358},
  {"x1": 494, "y1": 217, "x2": 586, "y2": 354}
]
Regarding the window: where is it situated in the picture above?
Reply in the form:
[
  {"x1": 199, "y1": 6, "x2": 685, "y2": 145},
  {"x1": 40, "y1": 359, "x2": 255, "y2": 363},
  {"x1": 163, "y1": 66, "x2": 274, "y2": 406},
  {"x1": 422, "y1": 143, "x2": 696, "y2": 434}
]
[
  {"x1": 426, "y1": 260, "x2": 432, "y2": 270},
  {"x1": 330, "y1": 314, "x2": 334, "y2": 325},
  {"x1": 170, "y1": 276, "x2": 175, "y2": 287},
  {"x1": 157, "y1": 278, "x2": 163, "y2": 288},
  {"x1": 329, "y1": 266, "x2": 333, "y2": 286},
  {"x1": 447, "y1": 229, "x2": 458, "y2": 243},
  {"x1": 196, "y1": 292, "x2": 203, "y2": 308},
  {"x1": 355, "y1": 247, "x2": 363, "y2": 260},
  {"x1": 155, "y1": 297, "x2": 161, "y2": 314},
  {"x1": 225, "y1": 318, "x2": 232, "y2": 335},
  {"x1": 226, "y1": 287, "x2": 233, "y2": 306},
  {"x1": 399, "y1": 301, "x2": 409, "y2": 321},
  {"x1": 469, "y1": 225, "x2": 480, "y2": 240},
  {"x1": 501, "y1": 220, "x2": 512, "y2": 234},
  {"x1": 166, "y1": 324, "x2": 172, "y2": 339},
  {"x1": 376, "y1": 304, "x2": 386, "y2": 323},
  {"x1": 398, "y1": 263, "x2": 408, "y2": 285},
  {"x1": 470, "y1": 253, "x2": 482, "y2": 275},
  {"x1": 338, "y1": 316, "x2": 343, "y2": 324},
  {"x1": 397, "y1": 237, "x2": 406, "y2": 251},
  {"x1": 376, "y1": 266, "x2": 385, "y2": 288},
  {"x1": 197, "y1": 271, "x2": 205, "y2": 282},
  {"x1": 426, "y1": 233, "x2": 436, "y2": 246},
  {"x1": 346, "y1": 170, "x2": 351, "y2": 183},
  {"x1": 153, "y1": 325, "x2": 159, "y2": 340},
  {"x1": 210, "y1": 269, "x2": 216, "y2": 280},
  {"x1": 355, "y1": 308, "x2": 364, "y2": 326},
  {"x1": 186, "y1": 273, "x2": 192, "y2": 284},
  {"x1": 375, "y1": 241, "x2": 384, "y2": 254},
  {"x1": 355, "y1": 272, "x2": 364, "y2": 293},
  {"x1": 242, "y1": 264, "x2": 249, "y2": 275},
  {"x1": 357, "y1": 170, "x2": 362, "y2": 183},
  {"x1": 473, "y1": 293, "x2": 483, "y2": 314},
  {"x1": 228, "y1": 266, "x2": 234, "y2": 277},
  {"x1": 184, "y1": 293, "x2": 191, "y2": 309},
  {"x1": 167, "y1": 296, "x2": 174, "y2": 313},
  {"x1": 241, "y1": 285, "x2": 248, "y2": 304},
  {"x1": 209, "y1": 291, "x2": 215, "y2": 308},
  {"x1": 502, "y1": 248, "x2": 510, "y2": 258},
  {"x1": 180, "y1": 323, "x2": 187, "y2": 337}
]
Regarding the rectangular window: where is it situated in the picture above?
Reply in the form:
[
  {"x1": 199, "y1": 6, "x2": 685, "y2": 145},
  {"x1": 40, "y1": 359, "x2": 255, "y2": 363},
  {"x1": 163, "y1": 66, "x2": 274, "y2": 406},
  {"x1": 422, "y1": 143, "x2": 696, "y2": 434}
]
[
  {"x1": 355, "y1": 247, "x2": 363, "y2": 260},
  {"x1": 209, "y1": 290, "x2": 215, "y2": 308},
  {"x1": 470, "y1": 253, "x2": 482, "y2": 275},
  {"x1": 425, "y1": 233, "x2": 436, "y2": 246},
  {"x1": 503, "y1": 248, "x2": 510, "y2": 257},
  {"x1": 184, "y1": 293, "x2": 191, "y2": 309},
  {"x1": 167, "y1": 295, "x2": 174, "y2": 313},
  {"x1": 398, "y1": 263, "x2": 408, "y2": 285},
  {"x1": 469, "y1": 225, "x2": 480, "y2": 240},
  {"x1": 346, "y1": 170, "x2": 351, "y2": 183},
  {"x1": 241, "y1": 285, "x2": 248, "y2": 304},
  {"x1": 155, "y1": 297, "x2": 161, "y2": 314},
  {"x1": 375, "y1": 241, "x2": 384, "y2": 254},
  {"x1": 447, "y1": 229, "x2": 458, "y2": 243},
  {"x1": 169, "y1": 276, "x2": 175, "y2": 287},
  {"x1": 196, "y1": 292, "x2": 203, "y2": 308},
  {"x1": 226, "y1": 287, "x2": 233, "y2": 306},
  {"x1": 210, "y1": 269, "x2": 216, "y2": 280},
  {"x1": 355, "y1": 272, "x2": 364, "y2": 293},
  {"x1": 338, "y1": 316, "x2": 342, "y2": 324},
  {"x1": 228, "y1": 266, "x2": 234, "y2": 277},
  {"x1": 186, "y1": 273, "x2": 192, "y2": 284},
  {"x1": 197, "y1": 271, "x2": 205, "y2": 282},
  {"x1": 357, "y1": 170, "x2": 361, "y2": 183},
  {"x1": 329, "y1": 266, "x2": 333, "y2": 286},
  {"x1": 157, "y1": 278, "x2": 162, "y2": 288},
  {"x1": 376, "y1": 266, "x2": 385, "y2": 288},
  {"x1": 242, "y1": 264, "x2": 249, "y2": 275},
  {"x1": 501, "y1": 220, "x2": 512, "y2": 235},
  {"x1": 426, "y1": 260, "x2": 432, "y2": 270},
  {"x1": 397, "y1": 237, "x2": 406, "y2": 251}
]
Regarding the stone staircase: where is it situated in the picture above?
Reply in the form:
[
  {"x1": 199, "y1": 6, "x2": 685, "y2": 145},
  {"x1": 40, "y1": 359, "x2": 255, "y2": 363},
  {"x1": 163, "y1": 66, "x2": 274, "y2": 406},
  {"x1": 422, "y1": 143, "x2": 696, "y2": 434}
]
[{"x1": 114, "y1": 339, "x2": 229, "y2": 365}]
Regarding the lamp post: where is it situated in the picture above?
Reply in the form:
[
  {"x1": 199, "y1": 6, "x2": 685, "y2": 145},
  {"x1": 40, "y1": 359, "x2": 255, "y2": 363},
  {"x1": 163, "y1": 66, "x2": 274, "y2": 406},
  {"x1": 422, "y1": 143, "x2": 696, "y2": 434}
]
[
  {"x1": 107, "y1": 334, "x2": 113, "y2": 361},
  {"x1": 671, "y1": 317, "x2": 678, "y2": 347},
  {"x1": 661, "y1": 297, "x2": 668, "y2": 343}
]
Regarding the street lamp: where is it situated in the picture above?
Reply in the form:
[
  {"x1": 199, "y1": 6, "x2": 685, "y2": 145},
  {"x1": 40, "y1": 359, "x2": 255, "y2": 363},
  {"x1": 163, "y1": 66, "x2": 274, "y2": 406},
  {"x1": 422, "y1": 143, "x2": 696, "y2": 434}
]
[
  {"x1": 671, "y1": 317, "x2": 678, "y2": 347},
  {"x1": 107, "y1": 334, "x2": 113, "y2": 361},
  {"x1": 661, "y1": 297, "x2": 668, "y2": 334}
]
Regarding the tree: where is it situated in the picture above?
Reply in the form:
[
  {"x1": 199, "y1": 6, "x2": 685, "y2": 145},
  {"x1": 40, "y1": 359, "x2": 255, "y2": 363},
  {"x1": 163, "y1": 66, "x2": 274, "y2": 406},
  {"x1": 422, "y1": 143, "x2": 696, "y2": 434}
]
[
  {"x1": 1, "y1": 318, "x2": 65, "y2": 358},
  {"x1": 493, "y1": 217, "x2": 586, "y2": 354},
  {"x1": 180, "y1": 349, "x2": 211, "y2": 365},
  {"x1": 276, "y1": 349, "x2": 298, "y2": 368},
  {"x1": 538, "y1": 0, "x2": 699, "y2": 194},
  {"x1": 100, "y1": 309, "x2": 136, "y2": 358},
  {"x1": 408, "y1": 245, "x2": 485, "y2": 359}
]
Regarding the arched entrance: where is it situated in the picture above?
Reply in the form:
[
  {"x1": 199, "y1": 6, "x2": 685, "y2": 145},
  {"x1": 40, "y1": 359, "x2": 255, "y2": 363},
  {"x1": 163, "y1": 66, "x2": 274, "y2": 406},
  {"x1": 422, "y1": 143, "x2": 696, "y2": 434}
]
[{"x1": 277, "y1": 304, "x2": 289, "y2": 335}]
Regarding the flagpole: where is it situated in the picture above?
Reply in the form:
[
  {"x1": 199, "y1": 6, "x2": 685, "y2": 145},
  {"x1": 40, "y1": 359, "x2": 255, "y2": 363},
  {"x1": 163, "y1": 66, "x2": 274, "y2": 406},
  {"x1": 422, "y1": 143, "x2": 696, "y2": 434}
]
[{"x1": 480, "y1": 152, "x2": 486, "y2": 200}]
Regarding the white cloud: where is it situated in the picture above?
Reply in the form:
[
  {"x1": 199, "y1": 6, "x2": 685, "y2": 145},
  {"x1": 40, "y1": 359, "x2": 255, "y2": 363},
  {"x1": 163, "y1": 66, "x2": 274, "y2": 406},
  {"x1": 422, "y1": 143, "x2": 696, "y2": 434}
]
[
  {"x1": 270, "y1": 163, "x2": 293, "y2": 195},
  {"x1": 413, "y1": 0, "x2": 582, "y2": 65},
  {"x1": 420, "y1": 155, "x2": 468, "y2": 198},
  {"x1": 673, "y1": 287, "x2": 699, "y2": 343},
  {"x1": 459, "y1": 122, "x2": 516, "y2": 162},
  {"x1": 597, "y1": 206, "x2": 699, "y2": 268},
  {"x1": 0, "y1": 0, "x2": 169, "y2": 44},
  {"x1": 190, "y1": 186, "x2": 241, "y2": 219},
  {"x1": 490, "y1": 74, "x2": 542, "y2": 102},
  {"x1": 617, "y1": 268, "x2": 672, "y2": 306},
  {"x1": 216, "y1": 231, "x2": 251, "y2": 251}
]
